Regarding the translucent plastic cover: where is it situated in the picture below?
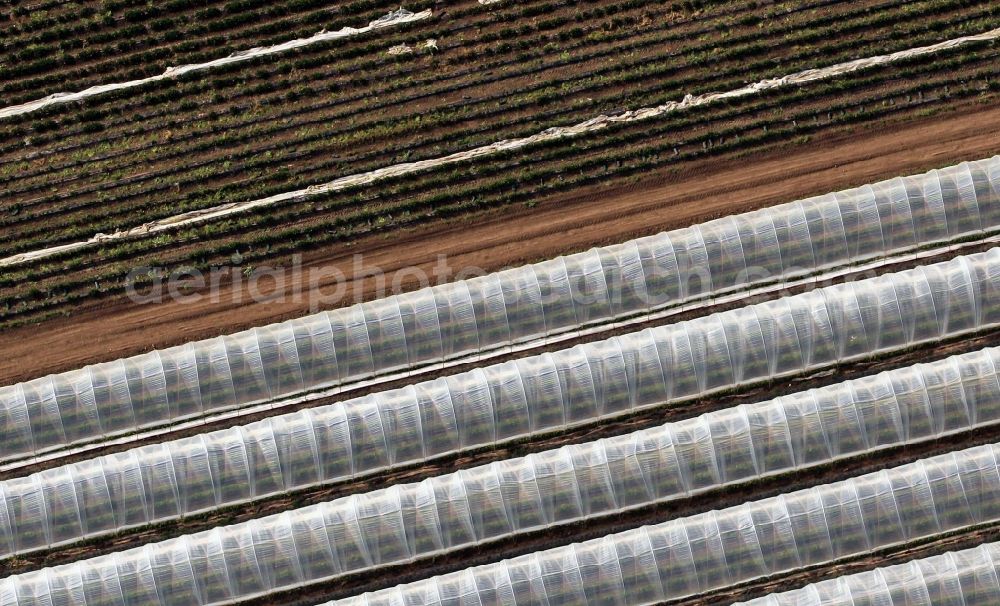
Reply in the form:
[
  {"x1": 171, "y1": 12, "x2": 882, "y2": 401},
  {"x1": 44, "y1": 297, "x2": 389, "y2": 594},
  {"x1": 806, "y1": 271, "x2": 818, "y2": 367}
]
[
  {"x1": 327, "y1": 442, "x2": 1000, "y2": 606},
  {"x1": 736, "y1": 541, "x2": 1000, "y2": 606},
  {"x1": 6, "y1": 439, "x2": 1000, "y2": 606},
  {"x1": 2, "y1": 251, "x2": 999, "y2": 557},
  {"x1": 2, "y1": 158, "x2": 998, "y2": 460}
]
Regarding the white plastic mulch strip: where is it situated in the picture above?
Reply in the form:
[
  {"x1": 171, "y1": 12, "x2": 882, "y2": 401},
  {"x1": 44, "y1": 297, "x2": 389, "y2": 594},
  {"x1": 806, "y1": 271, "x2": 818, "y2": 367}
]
[
  {"x1": 0, "y1": 8, "x2": 432, "y2": 121},
  {"x1": 2, "y1": 26, "x2": 998, "y2": 269}
]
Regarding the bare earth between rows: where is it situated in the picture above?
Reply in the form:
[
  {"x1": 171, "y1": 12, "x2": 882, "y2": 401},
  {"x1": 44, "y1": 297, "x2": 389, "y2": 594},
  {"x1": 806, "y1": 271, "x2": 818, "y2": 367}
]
[{"x1": 2, "y1": 103, "x2": 999, "y2": 384}]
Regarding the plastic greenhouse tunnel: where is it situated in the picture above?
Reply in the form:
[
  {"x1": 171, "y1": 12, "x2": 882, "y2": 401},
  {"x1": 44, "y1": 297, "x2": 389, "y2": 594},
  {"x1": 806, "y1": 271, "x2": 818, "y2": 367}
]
[
  {"x1": 2, "y1": 248, "x2": 1000, "y2": 556},
  {"x1": 2, "y1": 157, "x2": 999, "y2": 461},
  {"x1": 6, "y1": 438, "x2": 1000, "y2": 606},
  {"x1": 2, "y1": 339, "x2": 1000, "y2": 560},
  {"x1": 322, "y1": 442, "x2": 1000, "y2": 606},
  {"x1": 0, "y1": 249, "x2": 1000, "y2": 554},
  {"x1": 733, "y1": 541, "x2": 1000, "y2": 606}
]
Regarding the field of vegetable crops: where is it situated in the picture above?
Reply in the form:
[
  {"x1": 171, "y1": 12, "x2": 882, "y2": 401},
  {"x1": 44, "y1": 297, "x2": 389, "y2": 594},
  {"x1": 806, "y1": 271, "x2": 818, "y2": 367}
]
[{"x1": 1, "y1": 0, "x2": 999, "y2": 605}]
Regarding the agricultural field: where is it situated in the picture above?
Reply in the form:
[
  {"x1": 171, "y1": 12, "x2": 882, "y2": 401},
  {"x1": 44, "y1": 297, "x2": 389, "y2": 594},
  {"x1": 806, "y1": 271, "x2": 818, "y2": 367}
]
[{"x1": 0, "y1": 0, "x2": 999, "y2": 605}]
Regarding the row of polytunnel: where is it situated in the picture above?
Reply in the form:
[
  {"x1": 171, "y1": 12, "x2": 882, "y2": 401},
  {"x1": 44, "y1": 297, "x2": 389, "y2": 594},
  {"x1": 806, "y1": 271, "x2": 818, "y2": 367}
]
[
  {"x1": 2, "y1": 249, "x2": 999, "y2": 556},
  {"x1": 3, "y1": 239, "x2": 1000, "y2": 467},
  {"x1": 323, "y1": 442, "x2": 1000, "y2": 606},
  {"x1": 736, "y1": 541, "x2": 1000, "y2": 606},
  {"x1": 4, "y1": 163, "x2": 1000, "y2": 606},
  {"x1": 0, "y1": 338, "x2": 997, "y2": 572},
  {"x1": 5, "y1": 437, "x2": 1000, "y2": 606},
  {"x1": 2, "y1": 157, "x2": 998, "y2": 460}
]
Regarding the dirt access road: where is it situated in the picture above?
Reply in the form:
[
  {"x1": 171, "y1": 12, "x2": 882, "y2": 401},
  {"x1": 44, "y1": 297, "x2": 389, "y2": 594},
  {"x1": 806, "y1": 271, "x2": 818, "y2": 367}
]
[{"x1": 2, "y1": 102, "x2": 999, "y2": 384}]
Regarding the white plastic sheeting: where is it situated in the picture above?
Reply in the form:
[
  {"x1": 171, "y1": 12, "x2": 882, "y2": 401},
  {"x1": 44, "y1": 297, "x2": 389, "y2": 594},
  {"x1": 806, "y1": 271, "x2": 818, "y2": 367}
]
[
  {"x1": 324, "y1": 442, "x2": 1000, "y2": 606},
  {"x1": 6, "y1": 439, "x2": 1000, "y2": 606},
  {"x1": 2, "y1": 339, "x2": 999, "y2": 560},
  {"x1": 3, "y1": 28, "x2": 1000, "y2": 268},
  {"x1": 3, "y1": 160, "x2": 1000, "y2": 461},
  {"x1": 0, "y1": 9, "x2": 433, "y2": 122},
  {"x1": 736, "y1": 542, "x2": 1000, "y2": 606}
]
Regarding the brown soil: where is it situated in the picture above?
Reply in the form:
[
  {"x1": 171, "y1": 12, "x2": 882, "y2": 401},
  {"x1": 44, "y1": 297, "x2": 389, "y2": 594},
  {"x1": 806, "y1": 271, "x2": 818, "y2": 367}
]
[{"x1": 2, "y1": 103, "x2": 999, "y2": 385}]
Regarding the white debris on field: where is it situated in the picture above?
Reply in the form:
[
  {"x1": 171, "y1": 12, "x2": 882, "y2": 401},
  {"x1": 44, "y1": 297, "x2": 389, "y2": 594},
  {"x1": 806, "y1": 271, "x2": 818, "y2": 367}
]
[
  {"x1": 0, "y1": 9, "x2": 432, "y2": 120},
  {"x1": 3, "y1": 26, "x2": 998, "y2": 268}
]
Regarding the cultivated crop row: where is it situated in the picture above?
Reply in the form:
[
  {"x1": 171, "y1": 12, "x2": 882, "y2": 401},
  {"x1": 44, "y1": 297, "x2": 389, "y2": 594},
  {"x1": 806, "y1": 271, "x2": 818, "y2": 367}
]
[
  {"x1": 0, "y1": 0, "x2": 789, "y2": 114},
  {"x1": 0, "y1": 0, "x2": 438, "y2": 103},
  {"x1": 3, "y1": 0, "x2": 990, "y2": 253},
  {"x1": 0, "y1": 0, "x2": 871, "y2": 225},
  {"x1": 2, "y1": 38, "x2": 996, "y2": 327}
]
